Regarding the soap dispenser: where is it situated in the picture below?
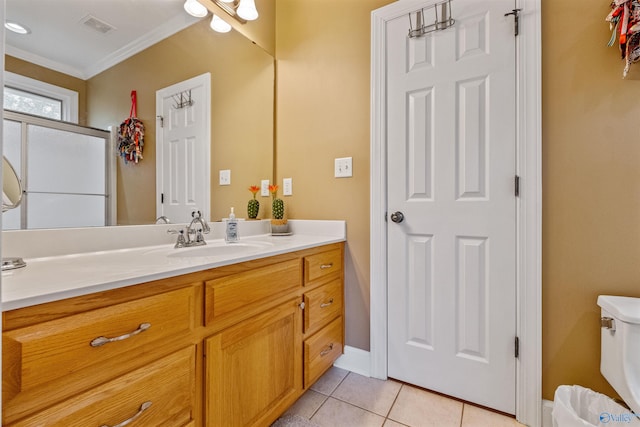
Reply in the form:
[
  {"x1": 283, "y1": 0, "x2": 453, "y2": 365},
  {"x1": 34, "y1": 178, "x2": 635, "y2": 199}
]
[{"x1": 225, "y1": 207, "x2": 239, "y2": 243}]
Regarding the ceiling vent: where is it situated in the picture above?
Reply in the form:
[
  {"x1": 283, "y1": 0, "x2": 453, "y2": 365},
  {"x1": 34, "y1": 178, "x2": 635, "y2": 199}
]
[{"x1": 80, "y1": 15, "x2": 116, "y2": 34}]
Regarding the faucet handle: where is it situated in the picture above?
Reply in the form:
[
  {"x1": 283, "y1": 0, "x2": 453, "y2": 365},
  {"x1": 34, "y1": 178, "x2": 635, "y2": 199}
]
[{"x1": 167, "y1": 228, "x2": 187, "y2": 248}]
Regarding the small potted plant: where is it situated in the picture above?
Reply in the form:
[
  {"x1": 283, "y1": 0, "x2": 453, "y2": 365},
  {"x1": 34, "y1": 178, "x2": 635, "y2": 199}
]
[
  {"x1": 269, "y1": 184, "x2": 289, "y2": 234},
  {"x1": 247, "y1": 185, "x2": 260, "y2": 219}
]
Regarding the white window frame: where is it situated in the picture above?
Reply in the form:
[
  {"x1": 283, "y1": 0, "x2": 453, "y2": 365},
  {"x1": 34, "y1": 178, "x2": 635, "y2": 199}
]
[{"x1": 4, "y1": 71, "x2": 78, "y2": 123}]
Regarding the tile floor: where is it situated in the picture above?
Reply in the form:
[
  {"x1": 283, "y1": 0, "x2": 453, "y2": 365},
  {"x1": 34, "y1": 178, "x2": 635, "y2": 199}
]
[{"x1": 283, "y1": 367, "x2": 525, "y2": 427}]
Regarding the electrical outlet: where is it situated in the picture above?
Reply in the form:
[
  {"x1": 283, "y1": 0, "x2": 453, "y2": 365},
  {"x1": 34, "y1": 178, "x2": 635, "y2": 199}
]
[
  {"x1": 335, "y1": 157, "x2": 353, "y2": 178},
  {"x1": 219, "y1": 169, "x2": 231, "y2": 186},
  {"x1": 283, "y1": 178, "x2": 292, "y2": 196},
  {"x1": 261, "y1": 179, "x2": 270, "y2": 196}
]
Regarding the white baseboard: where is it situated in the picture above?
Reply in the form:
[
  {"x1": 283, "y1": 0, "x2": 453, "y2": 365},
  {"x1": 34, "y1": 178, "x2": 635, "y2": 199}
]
[
  {"x1": 542, "y1": 399, "x2": 554, "y2": 427},
  {"x1": 333, "y1": 345, "x2": 371, "y2": 377}
]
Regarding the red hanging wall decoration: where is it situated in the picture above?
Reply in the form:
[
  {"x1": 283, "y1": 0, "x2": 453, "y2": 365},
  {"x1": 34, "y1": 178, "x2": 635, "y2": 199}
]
[
  {"x1": 606, "y1": 0, "x2": 640, "y2": 77},
  {"x1": 118, "y1": 90, "x2": 145, "y2": 164}
]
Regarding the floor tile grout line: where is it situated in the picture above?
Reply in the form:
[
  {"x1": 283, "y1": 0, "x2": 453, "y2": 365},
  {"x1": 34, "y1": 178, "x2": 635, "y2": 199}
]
[
  {"x1": 384, "y1": 383, "x2": 404, "y2": 421},
  {"x1": 308, "y1": 370, "x2": 352, "y2": 421},
  {"x1": 460, "y1": 403, "x2": 465, "y2": 427}
]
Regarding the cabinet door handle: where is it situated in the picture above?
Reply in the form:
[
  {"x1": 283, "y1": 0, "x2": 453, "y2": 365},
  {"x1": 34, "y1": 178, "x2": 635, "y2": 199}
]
[
  {"x1": 320, "y1": 343, "x2": 334, "y2": 357},
  {"x1": 101, "y1": 401, "x2": 152, "y2": 427},
  {"x1": 91, "y1": 323, "x2": 151, "y2": 347},
  {"x1": 320, "y1": 263, "x2": 333, "y2": 269},
  {"x1": 320, "y1": 298, "x2": 334, "y2": 308}
]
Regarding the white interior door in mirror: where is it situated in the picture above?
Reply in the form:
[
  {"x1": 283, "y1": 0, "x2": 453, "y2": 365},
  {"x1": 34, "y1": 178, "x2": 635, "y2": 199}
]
[{"x1": 156, "y1": 73, "x2": 211, "y2": 224}]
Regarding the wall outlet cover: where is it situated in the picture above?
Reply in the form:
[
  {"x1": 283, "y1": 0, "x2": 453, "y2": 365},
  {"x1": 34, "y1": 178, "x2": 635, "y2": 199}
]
[
  {"x1": 335, "y1": 157, "x2": 353, "y2": 178},
  {"x1": 283, "y1": 178, "x2": 293, "y2": 196},
  {"x1": 261, "y1": 179, "x2": 270, "y2": 196},
  {"x1": 219, "y1": 169, "x2": 231, "y2": 186}
]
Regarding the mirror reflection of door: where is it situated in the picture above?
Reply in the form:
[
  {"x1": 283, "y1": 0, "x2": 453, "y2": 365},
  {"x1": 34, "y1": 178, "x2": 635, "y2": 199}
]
[{"x1": 156, "y1": 73, "x2": 211, "y2": 224}]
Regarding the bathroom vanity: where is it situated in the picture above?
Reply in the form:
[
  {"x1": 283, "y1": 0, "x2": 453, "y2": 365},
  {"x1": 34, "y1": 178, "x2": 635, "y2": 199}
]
[{"x1": 1, "y1": 221, "x2": 345, "y2": 426}]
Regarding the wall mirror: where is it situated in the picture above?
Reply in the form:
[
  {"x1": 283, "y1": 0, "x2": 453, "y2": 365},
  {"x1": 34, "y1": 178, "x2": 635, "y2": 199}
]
[
  {"x1": 2, "y1": 156, "x2": 22, "y2": 212},
  {"x1": 3, "y1": 0, "x2": 275, "y2": 229}
]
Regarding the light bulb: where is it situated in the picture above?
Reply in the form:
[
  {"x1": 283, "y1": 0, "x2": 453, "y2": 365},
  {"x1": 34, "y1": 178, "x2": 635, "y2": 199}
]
[
  {"x1": 183, "y1": 0, "x2": 208, "y2": 18},
  {"x1": 237, "y1": 0, "x2": 259, "y2": 21},
  {"x1": 210, "y1": 14, "x2": 232, "y2": 33}
]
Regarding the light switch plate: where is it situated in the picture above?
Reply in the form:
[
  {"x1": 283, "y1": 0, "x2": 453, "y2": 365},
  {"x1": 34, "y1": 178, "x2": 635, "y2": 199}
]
[
  {"x1": 335, "y1": 157, "x2": 353, "y2": 178},
  {"x1": 219, "y1": 169, "x2": 231, "y2": 186},
  {"x1": 261, "y1": 179, "x2": 270, "y2": 196},
  {"x1": 283, "y1": 178, "x2": 292, "y2": 196}
]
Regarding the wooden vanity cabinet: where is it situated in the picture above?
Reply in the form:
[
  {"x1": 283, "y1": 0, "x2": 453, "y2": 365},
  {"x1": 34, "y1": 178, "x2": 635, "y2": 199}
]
[{"x1": 2, "y1": 242, "x2": 344, "y2": 427}]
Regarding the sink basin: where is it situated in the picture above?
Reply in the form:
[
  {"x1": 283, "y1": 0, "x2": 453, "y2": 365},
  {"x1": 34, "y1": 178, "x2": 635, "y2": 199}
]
[{"x1": 167, "y1": 241, "x2": 273, "y2": 258}]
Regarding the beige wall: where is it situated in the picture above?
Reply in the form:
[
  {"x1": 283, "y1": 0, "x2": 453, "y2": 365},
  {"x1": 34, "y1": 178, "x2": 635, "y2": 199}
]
[
  {"x1": 87, "y1": 19, "x2": 274, "y2": 225},
  {"x1": 5, "y1": 56, "x2": 88, "y2": 125},
  {"x1": 275, "y1": 0, "x2": 393, "y2": 351},
  {"x1": 541, "y1": 0, "x2": 640, "y2": 400}
]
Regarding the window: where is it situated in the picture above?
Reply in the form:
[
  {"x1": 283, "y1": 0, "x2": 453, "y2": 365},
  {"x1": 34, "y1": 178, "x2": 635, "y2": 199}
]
[{"x1": 3, "y1": 71, "x2": 79, "y2": 123}]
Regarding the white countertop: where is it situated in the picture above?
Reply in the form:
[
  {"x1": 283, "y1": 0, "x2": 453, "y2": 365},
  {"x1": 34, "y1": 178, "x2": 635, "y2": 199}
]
[{"x1": 1, "y1": 220, "x2": 346, "y2": 311}]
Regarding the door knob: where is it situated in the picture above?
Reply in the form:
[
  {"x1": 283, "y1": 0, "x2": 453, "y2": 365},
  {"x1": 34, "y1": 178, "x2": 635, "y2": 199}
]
[{"x1": 390, "y1": 211, "x2": 404, "y2": 223}]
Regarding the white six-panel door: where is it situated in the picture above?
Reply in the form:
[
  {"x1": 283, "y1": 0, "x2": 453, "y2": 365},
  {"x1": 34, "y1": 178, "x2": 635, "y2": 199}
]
[
  {"x1": 386, "y1": 0, "x2": 517, "y2": 413},
  {"x1": 156, "y1": 73, "x2": 211, "y2": 224}
]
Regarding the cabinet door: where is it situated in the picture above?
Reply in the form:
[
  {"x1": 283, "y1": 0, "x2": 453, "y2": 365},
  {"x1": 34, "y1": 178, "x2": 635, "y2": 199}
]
[{"x1": 205, "y1": 299, "x2": 302, "y2": 427}]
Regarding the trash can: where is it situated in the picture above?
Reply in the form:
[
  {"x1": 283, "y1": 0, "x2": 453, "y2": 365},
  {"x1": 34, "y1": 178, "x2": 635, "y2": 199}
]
[{"x1": 552, "y1": 385, "x2": 640, "y2": 426}]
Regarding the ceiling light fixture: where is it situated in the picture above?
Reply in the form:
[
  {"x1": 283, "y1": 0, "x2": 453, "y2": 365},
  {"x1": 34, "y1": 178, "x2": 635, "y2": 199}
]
[
  {"x1": 210, "y1": 15, "x2": 232, "y2": 33},
  {"x1": 183, "y1": 0, "x2": 208, "y2": 18},
  {"x1": 5, "y1": 20, "x2": 31, "y2": 35},
  {"x1": 236, "y1": 0, "x2": 259, "y2": 21}
]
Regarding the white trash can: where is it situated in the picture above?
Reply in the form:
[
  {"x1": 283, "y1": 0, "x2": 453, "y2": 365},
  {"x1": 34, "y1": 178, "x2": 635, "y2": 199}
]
[{"x1": 552, "y1": 385, "x2": 640, "y2": 427}]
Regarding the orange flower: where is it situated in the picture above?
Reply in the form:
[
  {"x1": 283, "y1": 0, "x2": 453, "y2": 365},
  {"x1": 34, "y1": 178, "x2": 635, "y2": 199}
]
[
  {"x1": 248, "y1": 185, "x2": 260, "y2": 195},
  {"x1": 269, "y1": 184, "x2": 279, "y2": 196}
]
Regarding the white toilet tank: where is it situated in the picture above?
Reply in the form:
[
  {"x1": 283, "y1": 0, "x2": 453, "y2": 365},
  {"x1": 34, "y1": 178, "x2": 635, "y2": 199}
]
[{"x1": 598, "y1": 295, "x2": 640, "y2": 415}]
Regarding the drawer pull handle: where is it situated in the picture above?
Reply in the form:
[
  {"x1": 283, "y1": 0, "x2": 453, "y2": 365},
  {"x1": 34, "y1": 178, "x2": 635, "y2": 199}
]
[
  {"x1": 320, "y1": 263, "x2": 334, "y2": 269},
  {"x1": 320, "y1": 343, "x2": 334, "y2": 357},
  {"x1": 91, "y1": 323, "x2": 151, "y2": 348},
  {"x1": 320, "y1": 298, "x2": 334, "y2": 308},
  {"x1": 101, "y1": 401, "x2": 152, "y2": 427}
]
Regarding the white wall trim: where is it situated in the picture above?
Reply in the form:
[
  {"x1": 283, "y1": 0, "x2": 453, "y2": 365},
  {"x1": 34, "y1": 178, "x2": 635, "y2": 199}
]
[
  {"x1": 370, "y1": 1, "x2": 542, "y2": 426},
  {"x1": 333, "y1": 346, "x2": 371, "y2": 378}
]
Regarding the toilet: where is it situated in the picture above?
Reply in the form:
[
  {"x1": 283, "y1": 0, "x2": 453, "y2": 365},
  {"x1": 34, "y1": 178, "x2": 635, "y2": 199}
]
[{"x1": 598, "y1": 295, "x2": 640, "y2": 415}]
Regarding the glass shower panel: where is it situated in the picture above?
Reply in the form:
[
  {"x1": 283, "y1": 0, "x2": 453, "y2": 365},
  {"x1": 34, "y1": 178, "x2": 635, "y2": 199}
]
[
  {"x1": 27, "y1": 125, "x2": 106, "y2": 194},
  {"x1": 27, "y1": 193, "x2": 105, "y2": 228}
]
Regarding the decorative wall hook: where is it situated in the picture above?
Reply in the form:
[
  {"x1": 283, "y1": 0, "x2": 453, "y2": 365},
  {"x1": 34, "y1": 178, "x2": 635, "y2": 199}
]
[
  {"x1": 172, "y1": 90, "x2": 194, "y2": 109},
  {"x1": 408, "y1": 0, "x2": 455, "y2": 39}
]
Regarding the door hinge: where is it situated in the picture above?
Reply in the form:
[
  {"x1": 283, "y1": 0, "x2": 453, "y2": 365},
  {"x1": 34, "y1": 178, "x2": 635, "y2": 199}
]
[
  {"x1": 156, "y1": 115, "x2": 164, "y2": 128},
  {"x1": 515, "y1": 336, "x2": 520, "y2": 358},
  {"x1": 504, "y1": 9, "x2": 521, "y2": 36},
  {"x1": 161, "y1": 193, "x2": 164, "y2": 204},
  {"x1": 514, "y1": 175, "x2": 520, "y2": 197},
  {"x1": 384, "y1": 212, "x2": 388, "y2": 222}
]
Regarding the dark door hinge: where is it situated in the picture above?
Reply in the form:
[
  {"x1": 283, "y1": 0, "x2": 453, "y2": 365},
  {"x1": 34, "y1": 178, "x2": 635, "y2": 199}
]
[
  {"x1": 515, "y1": 336, "x2": 520, "y2": 358},
  {"x1": 385, "y1": 212, "x2": 388, "y2": 222},
  {"x1": 515, "y1": 175, "x2": 520, "y2": 197},
  {"x1": 157, "y1": 115, "x2": 164, "y2": 128},
  {"x1": 161, "y1": 193, "x2": 164, "y2": 204},
  {"x1": 504, "y1": 9, "x2": 521, "y2": 36}
]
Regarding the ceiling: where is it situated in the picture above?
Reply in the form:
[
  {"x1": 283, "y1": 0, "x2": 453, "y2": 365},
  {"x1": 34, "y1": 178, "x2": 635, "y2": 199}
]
[{"x1": 5, "y1": 0, "x2": 202, "y2": 80}]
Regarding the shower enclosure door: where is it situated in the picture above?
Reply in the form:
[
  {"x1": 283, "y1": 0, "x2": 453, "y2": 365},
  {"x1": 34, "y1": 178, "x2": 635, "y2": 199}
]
[
  {"x1": 2, "y1": 111, "x2": 113, "y2": 229},
  {"x1": 385, "y1": 0, "x2": 518, "y2": 414}
]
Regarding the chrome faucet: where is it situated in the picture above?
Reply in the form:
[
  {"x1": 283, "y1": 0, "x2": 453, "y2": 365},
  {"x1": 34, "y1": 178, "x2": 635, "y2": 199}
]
[{"x1": 167, "y1": 210, "x2": 211, "y2": 248}]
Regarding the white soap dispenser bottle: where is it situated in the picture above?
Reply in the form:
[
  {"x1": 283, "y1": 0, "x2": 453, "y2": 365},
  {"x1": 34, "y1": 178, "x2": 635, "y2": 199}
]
[{"x1": 225, "y1": 207, "x2": 239, "y2": 242}]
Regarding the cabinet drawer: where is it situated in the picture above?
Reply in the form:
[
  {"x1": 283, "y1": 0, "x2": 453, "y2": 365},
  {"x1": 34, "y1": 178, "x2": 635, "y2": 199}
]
[
  {"x1": 304, "y1": 249, "x2": 342, "y2": 286},
  {"x1": 10, "y1": 346, "x2": 196, "y2": 427},
  {"x1": 205, "y1": 259, "x2": 301, "y2": 327},
  {"x1": 304, "y1": 316, "x2": 343, "y2": 388},
  {"x1": 304, "y1": 279, "x2": 343, "y2": 336},
  {"x1": 4, "y1": 286, "x2": 196, "y2": 398}
]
